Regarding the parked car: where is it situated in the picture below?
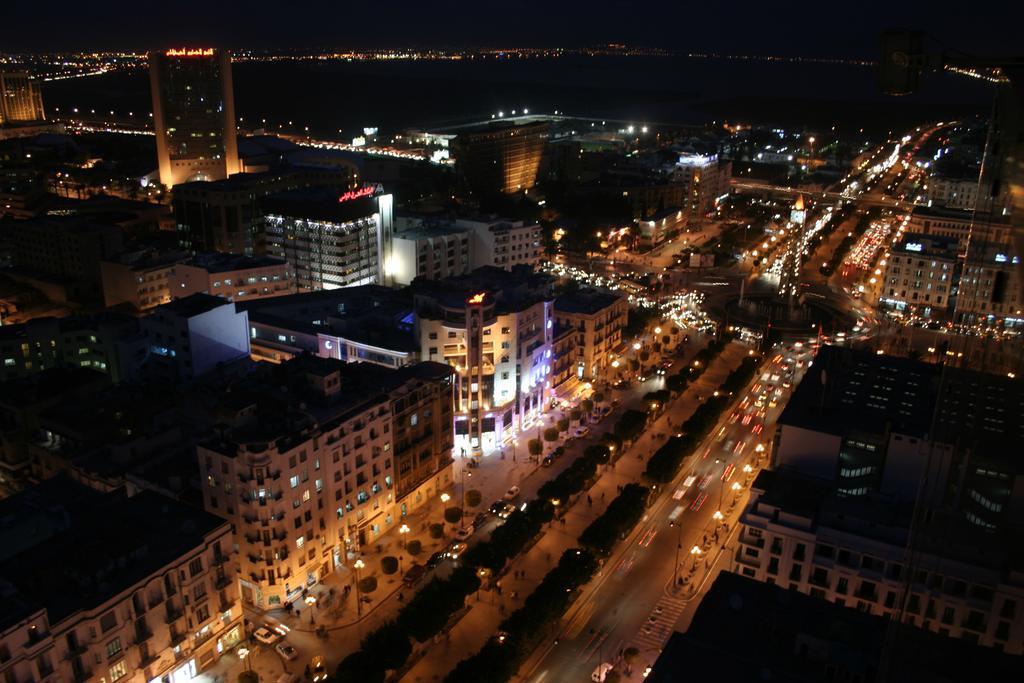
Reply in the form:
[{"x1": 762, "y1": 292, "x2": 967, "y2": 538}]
[
  {"x1": 573, "y1": 426, "x2": 590, "y2": 439},
  {"x1": 542, "y1": 455, "x2": 556, "y2": 467},
  {"x1": 427, "y1": 551, "x2": 446, "y2": 569},
  {"x1": 454, "y1": 524, "x2": 475, "y2": 541},
  {"x1": 503, "y1": 485, "x2": 521, "y2": 500},
  {"x1": 275, "y1": 642, "x2": 299, "y2": 661},
  {"x1": 490, "y1": 500, "x2": 508, "y2": 515},
  {"x1": 253, "y1": 627, "x2": 280, "y2": 645},
  {"x1": 497, "y1": 502, "x2": 515, "y2": 518},
  {"x1": 311, "y1": 655, "x2": 327, "y2": 682},
  {"x1": 403, "y1": 563, "x2": 427, "y2": 586},
  {"x1": 474, "y1": 511, "x2": 489, "y2": 528},
  {"x1": 447, "y1": 541, "x2": 468, "y2": 559}
]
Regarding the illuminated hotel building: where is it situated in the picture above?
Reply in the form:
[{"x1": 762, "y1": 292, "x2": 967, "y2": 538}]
[
  {"x1": 261, "y1": 186, "x2": 394, "y2": 291},
  {"x1": 149, "y1": 48, "x2": 241, "y2": 187},
  {"x1": 0, "y1": 72, "x2": 46, "y2": 124},
  {"x1": 197, "y1": 356, "x2": 454, "y2": 608},
  {"x1": 412, "y1": 268, "x2": 554, "y2": 454},
  {"x1": 453, "y1": 120, "x2": 548, "y2": 196}
]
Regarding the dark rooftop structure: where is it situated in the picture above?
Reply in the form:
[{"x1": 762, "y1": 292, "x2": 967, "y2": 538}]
[
  {"x1": 184, "y1": 251, "x2": 288, "y2": 273},
  {"x1": 648, "y1": 571, "x2": 1024, "y2": 683},
  {"x1": 260, "y1": 187, "x2": 379, "y2": 224},
  {"x1": 411, "y1": 265, "x2": 555, "y2": 314},
  {"x1": 554, "y1": 288, "x2": 624, "y2": 315},
  {"x1": 155, "y1": 292, "x2": 231, "y2": 318},
  {"x1": 0, "y1": 482, "x2": 227, "y2": 628},
  {"x1": 778, "y1": 345, "x2": 1024, "y2": 454}
]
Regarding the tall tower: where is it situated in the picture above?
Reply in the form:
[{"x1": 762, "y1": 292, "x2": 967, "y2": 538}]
[
  {"x1": 149, "y1": 48, "x2": 240, "y2": 188},
  {"x1": 0, "y1": 72, "x2": 46, "y2": 124},
  {"x1": 778, "y1": 194, "x2": 807, "y2": 309}
]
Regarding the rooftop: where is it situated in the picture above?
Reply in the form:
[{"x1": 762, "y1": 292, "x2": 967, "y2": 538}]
[
  {"x1": 184, "y1": 252, "x2": 288, "y2": 273},
  {"x1": 778, "y1": 345, "x2": 1024, "y2": 453},
  {"x1": 0, "y1": 484, "x2": 227, "y2": 627},
  {"x1": 155, "y1": 292, "x2": 232, "y2": 318},
  {"x1": 261, "y1": 188, "x2": 380, "y2": 224},
  {"x1": 554, "y1": 288, "x2": 625, "y2": 315},
  {"x1": 911, "y1": 204, "x2": 1009, "y2": 224},
  {"x1": 649, "y1": 571, "x2": 1024, "y2": 683}
]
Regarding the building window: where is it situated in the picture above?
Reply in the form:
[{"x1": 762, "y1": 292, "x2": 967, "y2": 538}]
[
  {"x1": 106, "y1": 638, "x2": 122, "y2": 658},
  {"x1": 189, "y1": 557, "x2": 204, "y2": 577},
  {"x1": 109, "y1": 661, "x2": 128, "y2": 682}
]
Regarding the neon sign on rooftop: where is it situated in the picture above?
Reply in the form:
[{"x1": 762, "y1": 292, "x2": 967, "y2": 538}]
[{"x1": 166, "y1": 48, "x2": 215, "y2": 57}]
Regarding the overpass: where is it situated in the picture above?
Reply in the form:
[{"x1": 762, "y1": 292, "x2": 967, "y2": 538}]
[{"x1": 730, "y1": 179, "x2": 901, "y2": 208}]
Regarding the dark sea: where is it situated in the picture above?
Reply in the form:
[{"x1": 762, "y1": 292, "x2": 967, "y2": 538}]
[{"x1": 42, "y1": 55, "x2": 993, "y2": 138}]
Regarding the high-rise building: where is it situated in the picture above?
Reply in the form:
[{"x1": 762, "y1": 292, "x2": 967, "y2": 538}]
[
  {"x1": 262, "y1": 186, "x2": 394, "y2": 291},
  {"x1": 452, "y1": 120, "x2": 548, "y2": 196},
  {"x1": 149, "y1": 48, "x2": 240, "y2": 188},
  {"x1": 0, "y1": 72, "x2": 45, "y2": 125}
]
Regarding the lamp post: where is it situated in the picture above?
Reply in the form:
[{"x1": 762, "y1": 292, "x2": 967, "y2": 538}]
[
  {"x1": 713, "y1": 510, "x2": 724, "y2": 530},
  {"x1": 238, "y1": 647, "x2": 252, "y2": 672},
  {"x1": 353, "y1": 559, "x2": 365, "y2": 619},
  {"x1": 399, "y1": 523, "x2": 410, "y2": 548},
  {"x1": 670, "y1": 521, "x2": 683, "y2": 587},
  {"x1": 742, "y1": 464, "x2": 753, "y2": 483},
  {"x1": 460, "y1": 469, "x2": 471, "y2": 529},
  {"x1": 690, "y1": 545, "x2": 702, "y2": 570},
  {"x1": 305, "y1": 594, "x2": 317, "y2": 624},
  {"x1": 732, "y1": 481, "x2": 742, "y2": 504}
]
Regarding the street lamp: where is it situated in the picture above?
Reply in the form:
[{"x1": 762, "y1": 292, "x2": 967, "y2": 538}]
[
  {"x1": 440, "y1": 492, "x2": 451, "y2": 504},
  {"x1": 353, "y1": 559, "x2": 365, "y2": 618},
  {"x1": 633, "y1": 342, "x2": 642, "y2": 351},
  {"x1": 460, "y1": 470, "x2": 472, "y2": 529},
  {"x1": 742, "y1": 464, "x2": 753, "y2": 482},
  {"x1": 670, "y1": 521, "x2": 683, "y2": 587},
  {"x1": 690, "y1": 545, "x2": 702, "y2": 570},
  {"x1": 238, "y1": 647, "x2": 252, "y2": 672},
  {"x1": 654, "y1": 326, "x2": 662, "y2": 335},
  {"x1": 712, "y1": 510, "x2": 724, "y2": 526},
  {"x1": 305, "y1": 594, "x2": 317, "y2": 624},
  {"x1": 399, "y1": 523, "x2": 410, "y2": 548},
  {"x1": 732, "y1": 481, "x2": 742, "y2": 503}
]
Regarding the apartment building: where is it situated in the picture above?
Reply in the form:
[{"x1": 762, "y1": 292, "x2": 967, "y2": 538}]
[
  {"x1": 100, "y1": 249, "x2": 189, "y2": 312},
  {"x1": 553, "y1": 289, "x2": 628, "y2": 382},
  {"x1": 455, "y1": 217, "x2": 544, "y2": 271},
  {"x1": 168, "y1": 253, "x2": 295, "y2": 302},
  {"x1": 736, "y1": 468, "x2": 1024, "y2": 654},
  {"x1": 908, "y1": 206, "x2": 1012, "y2": 249},
  {"x1": 197, "y1": 356, "x2": 454, "y2": 608},
  {"x1": 879, "y1": 233, "x2": 958, "y2": 315},
  {"x1": 140, "y1": 294, "x2": 250, "y2": 383},
  {"x1": 389, "y1": 224, "x2": 471, "y2": 286},
  {"x1": 0, "y1": 480, "x2": 242, "y2": 683},
  {"x1": 413, "y1": 267, "x2": 554, "y2": 454}
]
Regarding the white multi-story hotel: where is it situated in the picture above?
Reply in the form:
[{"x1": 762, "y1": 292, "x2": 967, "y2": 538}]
[
  {"x1": 413, "y1": 267, "x2": 554, "y2": 455},
  {"x1": 198, "y1": 356, "x2": 453, "y2": 608},
  {"x1": 262, "y1": 186, "x2": 394, "y2": 292}
]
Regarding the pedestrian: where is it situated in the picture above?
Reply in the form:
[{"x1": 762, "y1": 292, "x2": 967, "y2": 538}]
[{"x1": 587, "y1": 495, "x2": 593, "y2": 507}]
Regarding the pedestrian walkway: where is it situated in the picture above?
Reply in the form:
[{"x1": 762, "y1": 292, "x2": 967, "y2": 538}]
[{"x1": 628, "y1": 591, "x2": 689, "y2": 655}]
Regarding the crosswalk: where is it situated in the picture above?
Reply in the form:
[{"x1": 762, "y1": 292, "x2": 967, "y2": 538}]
[{"x1": 627, "y1": 591, "x2": 689, "y2": 654}]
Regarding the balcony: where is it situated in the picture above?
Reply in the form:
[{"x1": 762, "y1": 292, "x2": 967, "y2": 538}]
[
  {"x1": 169, "y1": 630, "x2": 187, "y2": 647},
  {"x1": 164, "y1": 606, "x2": 183, "y2": 624},
  {"x1": 72, "y1": 668, "x2": 93, "y2": 683},
  {"x1": 211, "y1": 553, "x2": 229, "y2": 566},
  {"x1": 214, "y1": 574, "x2": 232, "y2": 590},
  {"x1": 133, "y1": 627, "x2": 153, "y2": 644},
  {"x1": 139, "y1": 650, "x2": 159, "y2": 667}
]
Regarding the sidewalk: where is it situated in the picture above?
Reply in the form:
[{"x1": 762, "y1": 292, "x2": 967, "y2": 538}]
[{"x1": 400, "y1": 343, "x2": 747, "y2": 682}]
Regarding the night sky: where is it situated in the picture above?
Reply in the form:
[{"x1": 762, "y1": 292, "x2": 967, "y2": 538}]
[{"x1": 4, "y1": 0, "x2": 1023, "y2": 57}]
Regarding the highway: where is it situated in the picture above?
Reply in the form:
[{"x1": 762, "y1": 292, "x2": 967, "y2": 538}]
[{"x1": 520, "y1": 341, "x2": 814, "y2": 683}]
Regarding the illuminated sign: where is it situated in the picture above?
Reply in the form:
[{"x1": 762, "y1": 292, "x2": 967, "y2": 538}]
[
  {"x1": 166, "y1": 48, "x2": 214, "y2": 57},
  {"x1": 995, "y1": 253, "x2": 1008, "y2": 263},
  {"x1": 467, "y1": 293, "x2": 487, "y2": 305},
  {"x1": 337, "y1": 184, "x2": 383, "y2": 203},
  {"x1": 905, "y1": 243, "x2": 923, "y2": 252}
]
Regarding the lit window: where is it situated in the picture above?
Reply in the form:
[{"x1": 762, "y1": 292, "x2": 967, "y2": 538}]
[
  {"x1": 296, "y1": 536, "x2": 305, "y2": 549},
  {"x1": 109, "y1": 661, "x2": 128, "y2": 682}
]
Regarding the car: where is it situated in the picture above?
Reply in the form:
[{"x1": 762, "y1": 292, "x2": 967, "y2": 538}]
[
  {"x1": 474, "y1": 511, "x2": 489, "y2": 528},
  {"x1": 574, "y1": 426, "x2": 589, "y2": 439},
  {"x1": 592, "y1": 662, "x2": 615, "y2": 682},
  {"x1": 497, "y1": 502, "x2": 515, "y2": 518},
  {"x1": 503, "y1": 486, "x2": 521, "y2": 501},
  {"x1": 403, "y1": 563, "x2": 427, "y2": 586},
  {"x1": 454, "y1": 525, "x2": 475, "y2": 541},
  {"x1": 275, "y1": 642, "x2": 299, "y2": 661},
  {"x1": 490, "y1": 500, "x2": 508, "y2": 515},
  {"x1": 427, "y1": 551, "x2": 446, "y2": 569},
  {"x1": 311, "y1": 655, "x2": 327, "y2": 682},
  {"x1": 447, "y1": 541, "x2": 468, "y2": 559},
  {"x1": 542, "y1": 455, "x2": 556, "y2": 467},
  {"x1": 253, "y1": 627, "x2": 280, "y2": 645}
]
